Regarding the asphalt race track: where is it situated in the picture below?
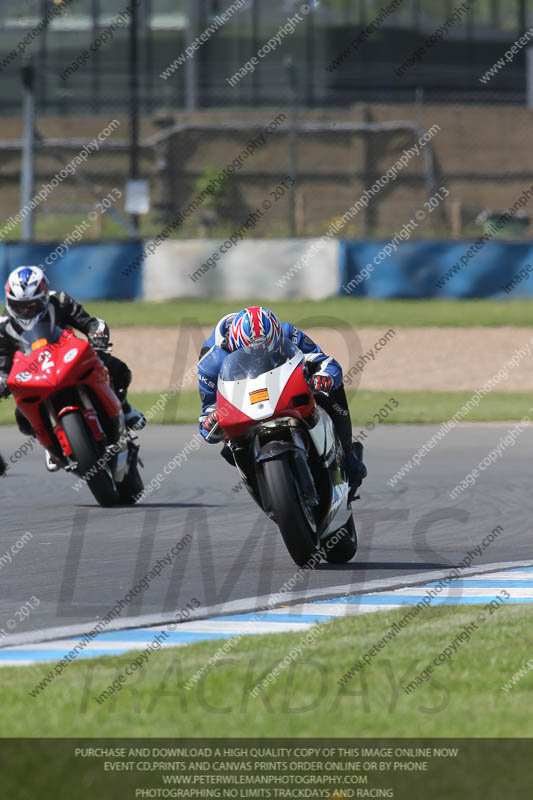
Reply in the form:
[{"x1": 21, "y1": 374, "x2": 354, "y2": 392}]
[{"x1": 0, "y1": 424, "x2": 530, "y2": 643}]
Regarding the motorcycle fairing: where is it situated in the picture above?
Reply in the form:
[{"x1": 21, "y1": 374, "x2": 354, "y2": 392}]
[
  {"x1": 8, "y1": 329, "x2": 121, "y2": 449},
  {"x1": 217, "y1": 350, "x2": 315, "y2": 438},
  {"x1": 306, "y1": 406, "x2": 351, "y2": 537}
]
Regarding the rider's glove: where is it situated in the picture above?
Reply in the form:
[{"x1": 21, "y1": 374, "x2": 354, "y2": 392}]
[
  {"x1": 88, "y1": 319, "x2": 110, "y2": 350},
  {"x1": 310, "y1": 373, "x2": 333, "y2": 396},
  {"x1": 0, "y1": 375, "x2": 10, "y2": 399},
  {"x1": 201, "y1": 410, "x2": 218, "y2": 433}
]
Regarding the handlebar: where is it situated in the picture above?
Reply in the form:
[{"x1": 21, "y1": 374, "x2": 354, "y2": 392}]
[{"x1": 91, "y1": 343, "x2": 113, "y2": 353}]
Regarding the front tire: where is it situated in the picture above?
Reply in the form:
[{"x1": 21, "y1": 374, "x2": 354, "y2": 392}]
[
  {"x1": 118, "y1": 446, "x2": 144, "y2": 504},
  {"x1": 61, "y1": 412, "x2": 119, "y2": 507},
  {"x1": 323, "y1": 515, "x2": 357, "y2": 563},
  {"x1": 262, "y1": 456, "x2": 320, "y2": 568}
]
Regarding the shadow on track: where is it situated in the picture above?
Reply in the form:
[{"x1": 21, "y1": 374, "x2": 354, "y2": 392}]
[
  {"x1": 315, "y1": 560, "x2": 453, "y2": 572},
  {"x1": 72, "y1": 502, "x2": 223, "y2": 509}
]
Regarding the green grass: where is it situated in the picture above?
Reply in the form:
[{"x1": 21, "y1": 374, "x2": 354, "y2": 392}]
[
  {"x1": 347, "y1": 390, "x2": 533, "y2": 425},
  {"x1": 1, "y1": 213, "x2": 249, "y2": 242},
  {"x1": 2, "y1": 390, "x2": 532, "y2": 426},
  {"x1": 1, "y1": 213, "x2": 128, "y2": 242},
  {"x1": 3, "y1": 604, "x2": 530, "y2": 737},
  {"x1": 0, "y1": 393, "x2": 196, "y2": 427},
  {"x1": 80, "y1": 299, "x2": 533, "y2": 329},
  {"x1": 129, "y1": 389, "x2": 533, "y2": 426}
]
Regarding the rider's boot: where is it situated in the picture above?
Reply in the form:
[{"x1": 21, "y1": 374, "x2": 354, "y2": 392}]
[
  {"x1": 123, "y1": 401, "x2": 146, "y2": 431},
  {"x1": 114, "y1": 383, "x2": 146, "y2": 431},
  {"x1": 45, "y1": 450, "x2": 61, "y2": 472},
  {"x1": 344, "y1": 441, "x2": 367, "y2": 503}
]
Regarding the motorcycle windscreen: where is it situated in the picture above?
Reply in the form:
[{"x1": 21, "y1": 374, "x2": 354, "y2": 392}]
[
  {"x1": 19, "y1": 321, "x2": 64, "y2": 355},
  {"x1": 219, "y1": 338, "x2": 301, "y2": 381},
  {"x1": 217, "y1": 339, "x2": 309, "y2": 432}
]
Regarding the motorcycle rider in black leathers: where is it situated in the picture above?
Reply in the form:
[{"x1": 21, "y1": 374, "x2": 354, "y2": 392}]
[{"x1": 0, "y1": 266, "x2": 145, "y2": 471}]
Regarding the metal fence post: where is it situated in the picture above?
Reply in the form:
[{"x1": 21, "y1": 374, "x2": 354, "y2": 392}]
[
  {"x1": 20, "y1": 59, "x2": 36, "y2": 243},
  {"x1": 527, "y1": 47, "x2": 533, "y2": 108},
  {"x1": 39, "y1": 0, "x2": 49, "y2": 111},
  {"x1": 91, "y1": 0, "x2": 100, "y2": 114},
  {"x1": 286, "y1": 57, "x2": 298, "y2": 237},
  {"x1": 251, "y1": 0, "x2": 259, "y2": 107},
  {"x1": 186, "y1": 0, "x2": 200, "y2": 110},
  {"x1": 130, "y1": 1, "x2": 140, "y2": 232}
]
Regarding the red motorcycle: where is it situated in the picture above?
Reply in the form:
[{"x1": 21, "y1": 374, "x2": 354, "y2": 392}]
[{"x1": 7, "y1": 320, "x2": 143, "y2": 507}]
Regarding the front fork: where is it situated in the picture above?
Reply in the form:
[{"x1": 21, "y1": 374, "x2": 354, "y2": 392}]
[
  {"x1": 228, "y1": 425, "x2": 320, "y2": 518},
  {"x1": 46, "y1": 388, "x2": 129, "y2": 478}
]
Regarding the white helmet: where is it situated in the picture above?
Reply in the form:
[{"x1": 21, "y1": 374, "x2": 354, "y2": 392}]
[{"x1": 5, "y1": 266, "x2": 50, "y2": 330}]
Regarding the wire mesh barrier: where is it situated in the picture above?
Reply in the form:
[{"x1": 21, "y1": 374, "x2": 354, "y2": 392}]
[
  {"x1": 0, "y1": 0, "x2": 532, "y2": 241},
  {"x1": 1, "y1": 0, "x2": 532, "y2": 112}
]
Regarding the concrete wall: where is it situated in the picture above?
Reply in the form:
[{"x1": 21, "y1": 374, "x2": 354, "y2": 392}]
[{"x1": 143, "y1": 239, "x2": 339, "y2": 301}]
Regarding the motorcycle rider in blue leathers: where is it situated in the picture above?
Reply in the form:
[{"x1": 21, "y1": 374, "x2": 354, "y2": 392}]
[{"x1": 197, "y1": 306, "x2": 367, "y2": 500}]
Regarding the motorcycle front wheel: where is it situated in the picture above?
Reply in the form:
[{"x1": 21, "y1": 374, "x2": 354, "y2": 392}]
[
  {"x1": 262, "y1": 455, "x2": 320, "y2": 568},
  {"x1": 323, "y1": 515, "x2": 357, "y2": 563},
  {"x1": 61, "y1": 411, "x2": 119, "y2": 508},
  {"x1": 118, "y1": 445, "x2": 144, "y2": 504}
]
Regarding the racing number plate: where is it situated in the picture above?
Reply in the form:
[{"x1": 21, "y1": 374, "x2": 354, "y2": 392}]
[{"x1": 249, "y1": 388, "x2": 269, "y2": 404}]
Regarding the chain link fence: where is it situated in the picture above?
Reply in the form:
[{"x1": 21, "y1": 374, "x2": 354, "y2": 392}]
[{"x1": 0, "y1": 0, "x2": 532, "y2": 241}]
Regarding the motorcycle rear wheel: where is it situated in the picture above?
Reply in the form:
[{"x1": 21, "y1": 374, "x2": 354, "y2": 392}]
[
  {"x1": 61, "y1": 411, "x2": 119, "y2": 507},
  {"x1": 262, "y1": 455, "x2": 320, "y2": 568}
]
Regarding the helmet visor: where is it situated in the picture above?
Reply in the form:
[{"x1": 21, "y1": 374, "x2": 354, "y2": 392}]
[{"x1": 8, "y1": 297, "x2": 47, "y2": 319}]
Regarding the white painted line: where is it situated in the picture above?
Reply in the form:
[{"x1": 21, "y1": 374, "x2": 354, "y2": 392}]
[
  {"x1": 0, "y1": 621, "x2": 312, "y2": 653},
  {"x1": 388, "y1": 587, "x2": 533, "y2": 598},
  {"x1": 2, "y1": 559, "x2": 532, "y2": 650},
  {"x1": 165, "y1": 620, "x2": 312, "y2": 635},
  {"x1": 0, "y1": 641, "x2": 143, "y2": 653},
  {"x1": 263, "y1": 603, "x2": 404, "y2": 617},
  {"x1": 455, "y1": 571, "x2": 533, "y2": 581}
]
